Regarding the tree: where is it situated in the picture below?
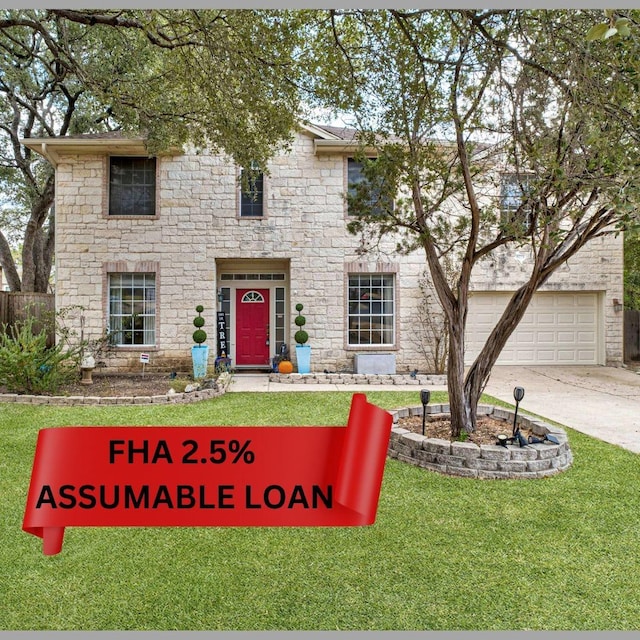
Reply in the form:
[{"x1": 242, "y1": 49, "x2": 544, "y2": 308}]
[
  {"x1": 302, "y1": 9, "x2": 640, "y2": 436},
  {"x1": 0, "y1": 9, "x2": 304, "y2": 291},
  {"x1": 46, "y1": 9, "x2": 304, "y2": 163},
  {"x1": 624, "y1": 230, "x2": 640, "y2": 310},
  {"x1": 0, "y1": 14, "x2": 72, "y2": 291}
]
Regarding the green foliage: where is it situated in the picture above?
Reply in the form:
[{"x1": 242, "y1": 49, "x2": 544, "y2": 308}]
[
  {"x1": 0, "y1": 315, "x2": 81, "y2": 393},
  {"x1": 192, "y1": 329, "x2": 207, "y2": 344},
  {"x1": 54, "y1": 304, "x2": 116, "y2": 362},
  {"x1": 48, "y1": 9, "x2": 304, "y2": 164},
  {"x1": 624, "y1": 229, "x2": 640, "y2": 309},
  {"x1": 294, "y1": 303, "x2": 308, "y2": 344},
  {"x1": 193, "y1": 306, "x2": 206, "y2": 344},
  {"x1": 586, "y1": 12, "x2": 632, "y2": 41},
  {"x1": 168, "y1": 377, "x2": 191, "y2": 393},
  {"x1": 0, "y1": 9, "x2": 306, "y2": 291},
  {"x1": 302, "y1": 9, "x2": 640, "y2": 434}
]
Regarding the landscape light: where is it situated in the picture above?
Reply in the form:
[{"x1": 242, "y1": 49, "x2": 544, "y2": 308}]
[
  {"x1": 420, "y1": 389, "x2": 430, "y2": 436},
  {"x1": 512, "y1": 386, "x2": 525, "y2": 437}
]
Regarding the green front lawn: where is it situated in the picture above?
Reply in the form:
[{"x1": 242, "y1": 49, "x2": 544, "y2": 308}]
[{"x1": 1, "y1": 391, "x2": 639, "y2": 630}]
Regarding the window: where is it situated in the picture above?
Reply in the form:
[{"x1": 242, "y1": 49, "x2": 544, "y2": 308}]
[
  {"x1": 240, "y1": 166, "x2": 264, "y2": 217},
  {"x1": 108, "y1": 273, "x2": 156, "y2": 346},
  {"x1": 274, "y1": 287, "x2": 285, "y2": 350},
  {"x1": 109, "y1": 157, "x2": 156, "y2": 216},
  {"x1": 500, "y1": 173, "x2": 534, "y2": 228},
  {"x1": 220, "y1": 273, "x2": 285, "y2": 281},
  {"x1": 347, "y1": 158, "x2": 393, "y2": 216},
  {"x1": 241, "y1": 290, "x2": 265, "y2": 303},
  {"x1": 348, "y1": 274, "x2": 395, "y2": 346}
]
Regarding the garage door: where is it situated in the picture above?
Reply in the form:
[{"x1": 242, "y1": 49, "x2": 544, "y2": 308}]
[{"x1": 465, "y1": 292, "x2": 601, "y2": 365}]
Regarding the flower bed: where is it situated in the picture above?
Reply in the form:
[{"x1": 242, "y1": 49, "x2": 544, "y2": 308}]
[{"x1": 387, "y1": 404, "x2": 573, "y2": 479}]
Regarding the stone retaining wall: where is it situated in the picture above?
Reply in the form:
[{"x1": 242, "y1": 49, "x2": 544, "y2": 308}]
[
  {"x1": 388, "y1": 404, "x2": 573, "y2": 479},
  {"x1": 269, "y1": 372, "x2": 447, "y2": 386},
  {"x1": 0, "y1": 385, "x2": 225, "y2": 406}
]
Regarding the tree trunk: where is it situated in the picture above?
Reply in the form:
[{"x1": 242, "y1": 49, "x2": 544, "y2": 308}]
[
  {"x1": 19, "y1": 175, "x2": 55, "y2": 293},
  {"x1": 446, "y1": 301, "x2": 476, "y2": 438},
  {"x1": 33, "y1": 215, "x2": 55, "y2": 293},
  {"x1": 0, "y1": 230, "x2": 22, "y2": 291}
]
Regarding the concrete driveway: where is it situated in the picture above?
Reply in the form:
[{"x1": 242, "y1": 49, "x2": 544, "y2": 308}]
[{"x1": 483, "y1": 366, "x2": 640, "y2": 454}]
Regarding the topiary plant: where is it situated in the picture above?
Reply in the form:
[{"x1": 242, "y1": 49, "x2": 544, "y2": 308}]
[
  {"x1": 294, "y1": 303, "x2": 309, "y2": 345},
  {"x1": 193, "y1": 305, "x2": 207, "y2": 344}
]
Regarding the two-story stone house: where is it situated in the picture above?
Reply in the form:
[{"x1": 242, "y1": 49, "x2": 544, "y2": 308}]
[{"x1": 22, "y1": 123, "x2": 623, "y2": 374}]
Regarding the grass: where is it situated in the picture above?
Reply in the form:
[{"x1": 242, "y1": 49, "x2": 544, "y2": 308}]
[{"x1": 1, "y1": 390, "x2": 639, "y2": 630}]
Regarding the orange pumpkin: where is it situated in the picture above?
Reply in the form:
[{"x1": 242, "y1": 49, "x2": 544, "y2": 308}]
[{"x1": 278, "y1": 360, "x2": 293, "y2": 374}]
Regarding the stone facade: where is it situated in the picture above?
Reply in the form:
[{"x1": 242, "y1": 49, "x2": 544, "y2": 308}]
[{"x1": 30, "y1": 126, "x2": 623, "y2": 373}]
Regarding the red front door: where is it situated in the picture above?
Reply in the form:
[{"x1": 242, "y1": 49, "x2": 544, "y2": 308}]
[{"x1": 235, "y1": 289, "x2": 270, "y2": 366}]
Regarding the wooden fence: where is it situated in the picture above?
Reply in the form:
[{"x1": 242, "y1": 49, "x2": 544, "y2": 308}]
[
  {"x1": 624, "y1": 310, "x2": 640, "y2": 362},
  {"x1": 0, "y1": 292, "x2": 55, "y2": 346}
]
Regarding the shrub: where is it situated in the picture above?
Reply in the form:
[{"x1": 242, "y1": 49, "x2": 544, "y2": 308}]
[
  {"x1": 294, "y1": 303, "x2": 309, "y2": 345},
  {"x1": 193, "y1": 329, "x2": 207, "y2": 344},
  {"x1": 0, "y1": 316, "x2": 82, "y2": 394},
  {"x1": 193, "y1": 306, "x2": 207, "y2": 344}
]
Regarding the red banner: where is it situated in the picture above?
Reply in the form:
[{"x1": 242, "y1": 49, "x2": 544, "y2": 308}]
[{"x1": 23, "y1": 393, "x2": 392, "y2": 555}]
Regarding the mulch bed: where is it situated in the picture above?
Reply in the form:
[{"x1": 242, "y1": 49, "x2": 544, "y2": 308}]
[
  {"x1": 397, "y1": 414, "x2": 526, "y2": 446},
  {"x1": 0, "y1": 374, "x2": 182, "y2": 398}
]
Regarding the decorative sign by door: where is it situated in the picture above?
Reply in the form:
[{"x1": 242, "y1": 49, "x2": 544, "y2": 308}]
[{"x1": 217, "y1": 312, "x2": 228, "y2": 357}]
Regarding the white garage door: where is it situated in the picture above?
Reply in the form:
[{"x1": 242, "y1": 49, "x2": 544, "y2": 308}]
[{"x1": 465, "y1": 292, "x2": 601, "y2": 365}]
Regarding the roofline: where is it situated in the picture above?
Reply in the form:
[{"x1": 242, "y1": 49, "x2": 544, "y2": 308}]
[
  {"x1": 22, "y1": 128, "x2": 474, "y2": 164},
  {"x1": 313, "y1": 139, "x2": 379, "y2": 155},
  {"x1": 298, "y1": 122, "x2": 343, "y2": 140},
  {"x1": 21, "y1": 125, "x2": 347, "y2": 165},
  {"x1": 21, "y1": 137, "x2": 150, "y2": 166}
]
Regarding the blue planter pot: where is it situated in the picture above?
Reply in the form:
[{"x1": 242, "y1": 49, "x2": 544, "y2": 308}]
[
  {"x1": 191, "y1": 344, "x2": 210, "y2": 379},
  {"x1": 296, "y1": 345, "x2": 311, "y2": 374}
]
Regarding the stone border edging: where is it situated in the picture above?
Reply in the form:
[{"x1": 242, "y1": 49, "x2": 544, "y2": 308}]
[
  {"x1": 0, "y1": 384, "x2": 226, "y2": 406},
  {"x1": 388, "y1": 404, "x2": 573, "y2": 479},
  {"x1": 269, "y1": 372, "x2": 447, "y2": 385}
]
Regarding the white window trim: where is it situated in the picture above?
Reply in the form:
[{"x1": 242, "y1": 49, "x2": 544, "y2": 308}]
[
  {"x1": 241, "y1": 290, "x2": 266, "y2": 303},
  {"x1": 102, "y1": 261, "x2": 160, "y2": 350},
  {"x1": 346, "y1": 272, "x2": 396, "y2": 348}
]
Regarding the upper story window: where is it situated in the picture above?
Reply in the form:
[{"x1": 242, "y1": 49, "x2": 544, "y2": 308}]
[
  {"x1": 240, "y1": 166, "x2": 264, "y2": 218},
  {"x1": 347, "y1": 158, "x2": 393, "y2": 216},
  {"x1": 109, "y1": 156, "x2": 156, "y2": 216},
  {"x1": 500, "y1": 173, "x2": 534, "y2": 228}
]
